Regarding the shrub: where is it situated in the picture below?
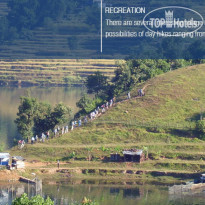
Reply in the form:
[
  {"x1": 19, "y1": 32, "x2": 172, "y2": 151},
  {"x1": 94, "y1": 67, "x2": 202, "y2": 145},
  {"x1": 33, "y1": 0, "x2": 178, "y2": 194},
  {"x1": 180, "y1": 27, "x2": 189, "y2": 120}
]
[
  {"x1": 195, "y1": 120, "x2": 205, "y2": 136},
  {"x1": 12, "y1": 193, "x2": 54, "y2": 205}
]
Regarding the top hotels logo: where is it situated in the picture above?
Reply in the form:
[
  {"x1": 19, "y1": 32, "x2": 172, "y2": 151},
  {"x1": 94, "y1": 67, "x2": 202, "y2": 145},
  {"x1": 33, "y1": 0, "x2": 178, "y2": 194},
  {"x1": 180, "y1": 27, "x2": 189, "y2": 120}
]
[{"x1": 143, "y1": 6, "x2": 204, "y2": 36}]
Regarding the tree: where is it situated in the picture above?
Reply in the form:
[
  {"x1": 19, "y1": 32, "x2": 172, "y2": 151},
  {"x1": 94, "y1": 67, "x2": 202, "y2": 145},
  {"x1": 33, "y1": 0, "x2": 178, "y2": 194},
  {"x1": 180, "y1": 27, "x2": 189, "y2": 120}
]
[
  {"x1": 51, "y1": 102, "x2": 71, "y2": 127},
  {"x1": 195, "y1": 120, "x2": 205, "y2": 135},
  {"x1": 143, "y1": 146, "x2": 149, "y2": 159},
  {"x1": 33, "y1": 102, "x2": 52, "y2": 135},
  {"x1": 86, "y1": 71, "x2": 108, "y2": 95},
  {"x1": 76, "y1": 95, "x2": 92, "y2": 112},
  {"x1": 15, "y1": 97, "x2": 72, "y2": 139},
  {"x1": 15, "y1": 96, "x2": 39, "y2": 140}
]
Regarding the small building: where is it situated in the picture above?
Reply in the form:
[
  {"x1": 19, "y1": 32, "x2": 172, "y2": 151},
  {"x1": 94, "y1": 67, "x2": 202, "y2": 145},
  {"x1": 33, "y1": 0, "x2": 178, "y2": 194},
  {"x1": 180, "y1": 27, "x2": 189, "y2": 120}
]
[
  {"x1": 110, "y1": 153, "x2": 121, "y2": 162},
  {"x1": 0, "y1": 153, "x2": 10, "y2": 166},
  {"x1": 123, "y1": 149, "x2": 145, "y2": 163},
  {"x1": 12, "y1": 156, "x2": 25, "y2": 169}
]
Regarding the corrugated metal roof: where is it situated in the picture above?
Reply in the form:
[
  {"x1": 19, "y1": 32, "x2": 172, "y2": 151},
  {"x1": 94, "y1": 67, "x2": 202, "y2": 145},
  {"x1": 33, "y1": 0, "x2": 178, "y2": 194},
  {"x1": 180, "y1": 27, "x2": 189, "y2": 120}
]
[
  {"x1": 12, "y1": 156, "x2": 24, "y2": 161},
  {"x1": 123, "y1": 150, "x2": 143, "y2": 155},
  {"x1": 0, "y1": 153, "x2": 10, "y2": 158}
]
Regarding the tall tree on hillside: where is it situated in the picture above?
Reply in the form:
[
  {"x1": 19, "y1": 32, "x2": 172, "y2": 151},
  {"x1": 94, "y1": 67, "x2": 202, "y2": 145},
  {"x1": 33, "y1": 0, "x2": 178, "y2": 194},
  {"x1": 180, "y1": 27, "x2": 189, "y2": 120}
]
[
  {"x1": 86, "y1": 71, "x2": 108, "y2": 95},
  {"x1": 33, "y1": 102, "x2": 52, "y2": 135},
  {"x1": 15, "y1": 96, "x2": 39, "y2": 139},
  {"x1": 51, "y1": 103, "x2": 72, "y2": 126}
]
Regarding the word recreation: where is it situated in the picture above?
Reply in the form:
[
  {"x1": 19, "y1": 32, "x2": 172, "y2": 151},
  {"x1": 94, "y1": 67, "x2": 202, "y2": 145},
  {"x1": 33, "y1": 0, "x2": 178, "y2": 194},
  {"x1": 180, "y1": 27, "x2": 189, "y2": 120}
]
[{"x1": 105, "y1": 7, "x2": 146, "y2": 14}]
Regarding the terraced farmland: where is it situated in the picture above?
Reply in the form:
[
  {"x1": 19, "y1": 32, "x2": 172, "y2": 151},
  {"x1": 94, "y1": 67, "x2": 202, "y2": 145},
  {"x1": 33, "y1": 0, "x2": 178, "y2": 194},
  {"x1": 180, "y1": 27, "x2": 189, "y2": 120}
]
[{"x1": 0, "y1": 59, "x2": 118, "y2": 86}]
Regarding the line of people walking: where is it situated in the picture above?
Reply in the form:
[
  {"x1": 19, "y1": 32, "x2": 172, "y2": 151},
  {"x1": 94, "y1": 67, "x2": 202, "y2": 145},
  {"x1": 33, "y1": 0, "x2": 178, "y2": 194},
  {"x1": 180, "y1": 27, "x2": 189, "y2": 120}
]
[{"x1": 23, "y1": 89, "x2": 145, "y2": 146}]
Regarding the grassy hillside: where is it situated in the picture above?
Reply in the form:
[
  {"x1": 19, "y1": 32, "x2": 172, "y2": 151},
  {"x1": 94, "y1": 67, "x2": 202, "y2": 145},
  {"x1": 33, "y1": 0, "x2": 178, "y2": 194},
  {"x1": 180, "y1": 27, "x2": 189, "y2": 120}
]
[
  {"x1": 0, "y1": 59, "x2": 117, "y2": 86},
  {"x1": 10, "y1": 64, "x2": 205, "y2": 178}
]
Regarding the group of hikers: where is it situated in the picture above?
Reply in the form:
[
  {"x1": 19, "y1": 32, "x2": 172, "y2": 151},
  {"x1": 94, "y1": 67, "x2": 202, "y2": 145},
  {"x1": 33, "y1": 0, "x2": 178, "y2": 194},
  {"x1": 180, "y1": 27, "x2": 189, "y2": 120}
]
[{"x1": 18, "y1": 89, "x2": 145, "y2": 148}]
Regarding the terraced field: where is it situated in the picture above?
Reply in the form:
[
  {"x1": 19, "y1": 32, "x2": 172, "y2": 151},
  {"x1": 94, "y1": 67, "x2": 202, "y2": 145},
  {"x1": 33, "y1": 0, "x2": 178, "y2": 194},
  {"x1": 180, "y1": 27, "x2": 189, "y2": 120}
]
[{"x1": 0, "y1": 59, "x2": 117, "y2": 86}]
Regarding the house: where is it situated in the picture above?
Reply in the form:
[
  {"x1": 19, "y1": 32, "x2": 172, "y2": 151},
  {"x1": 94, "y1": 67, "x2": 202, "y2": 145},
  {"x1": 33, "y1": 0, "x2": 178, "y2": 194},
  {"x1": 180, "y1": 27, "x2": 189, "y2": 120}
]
[
  {"x1": 122, "y1": 149, "x2": 145, "y2": 163},
  {"x1": 11, "y1": 156, "x2": 25, "y2": 169},
  {"x1": 110, "y1": 149, "x2": 146, "y2": 163},
  {"x1": 110, "y1": 153, "x2": 121, "y2": 162},
  {"x1": 0, "y1": 153, "x2": 10, "y2": 166}
]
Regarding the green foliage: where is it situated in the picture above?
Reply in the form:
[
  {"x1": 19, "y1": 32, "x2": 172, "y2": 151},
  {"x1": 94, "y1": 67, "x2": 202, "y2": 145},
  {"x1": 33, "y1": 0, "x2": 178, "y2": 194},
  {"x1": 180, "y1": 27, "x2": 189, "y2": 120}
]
[
  {"x1": 81, "y1": 197, "x2": 98, "y2": 205},
  {"x1": 195, "y1": 120, "x2": 205, "y2": 133},
  {"x1": 111, "y1": 59, "x2": 196, "y2": 96},
  {"x1": 76, "y1": 96, "x2": 104, "y2": 114},
  {"x1": 100, "y1": 146, "x2": 109, "y2": 152},
  {"x1": 15, "y1": 96, "x2": 71, "y2": 139},
  {"x1": 0, "y1": 144, "x2": 4, "y2": 152},
  {"x1": 7, "y1": 0, "x2": 77, "y2": 30},
  {"x1": 76, "y1": 95, "x2": 92, "y2": 111},
  {"x1": 69, "y1": 151, "x2": 76, "y2": 159},
  {"x1": 143, "y1": 146, "x2": 149, "y2": 159},
  {"x1": 15, "y1": 96, "x2": 39, "y2": 139},
  {"x1": 63, "y1": 75, "x2": 81, "y2": 85},
  {"x1": 114, "y1": 146, "x2": 122, "y2": 153},
  {"x1": 195, "y1": 120, "x2": 205, "y2": 139},
  {"x1": 51, "y1": 102, "x2": 71, "y2": 126},
  {"x1": 33, "y1": 102, "x2": 52, "y2": 135},
  {"x1": 112, "y1": 59, "x2": 172, "y2": 95},
  {"x1": 86, "y1": 71, "x2": 108, "y2": 95},
  {"x1": 12, "y1": 193, "x2": 54, "y2": 205}
]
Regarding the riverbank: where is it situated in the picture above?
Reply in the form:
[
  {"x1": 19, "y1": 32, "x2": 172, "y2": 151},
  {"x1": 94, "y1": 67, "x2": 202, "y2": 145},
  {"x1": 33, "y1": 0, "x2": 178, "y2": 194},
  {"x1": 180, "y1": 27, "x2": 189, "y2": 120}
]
[{"x1": 0, "y1": 159, "x2": 201, "y2": 184}]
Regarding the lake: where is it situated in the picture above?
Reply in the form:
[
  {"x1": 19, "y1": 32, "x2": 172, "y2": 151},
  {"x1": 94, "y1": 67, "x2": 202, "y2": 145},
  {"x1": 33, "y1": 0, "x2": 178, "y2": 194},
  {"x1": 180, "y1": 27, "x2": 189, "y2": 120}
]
[
  {"x1": 0, "y1": 179, "x2": 204, "y2": 205},
  {"x1": 0, "y1": 86, "x2": 87, "y2": 149}
]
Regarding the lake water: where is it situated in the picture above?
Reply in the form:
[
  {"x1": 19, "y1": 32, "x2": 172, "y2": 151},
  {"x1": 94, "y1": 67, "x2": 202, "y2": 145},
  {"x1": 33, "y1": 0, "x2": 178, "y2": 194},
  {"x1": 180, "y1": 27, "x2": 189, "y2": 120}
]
[
  {"x1": 0, "y1": 86, "x2": 87, "y2": 149},
  {"x1": 0, "y1": 180, "x2": 204, "y2": 205}
]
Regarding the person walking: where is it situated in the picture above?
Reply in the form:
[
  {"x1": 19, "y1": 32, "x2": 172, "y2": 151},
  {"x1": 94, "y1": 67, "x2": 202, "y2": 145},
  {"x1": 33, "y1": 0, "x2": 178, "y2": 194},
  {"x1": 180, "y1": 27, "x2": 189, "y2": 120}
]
[
  {"x1": 62, "y1": 127, "x2": 64, "y2": 135},
  {"x1": 78, "y1": 119, "x2": 82, "y2": 127},
  {"x1": 54, "y1": 128, "x2": 58, "y2": 137},
  {"x1": 47, "y1": 131, "x2": 50, "y2": 139},
  {"x1": 31, "y1": 136, "x2": 35, "y2": 144},
  {"x1": 127, "y1": 92, "x2": 131, "y2": 99},
  {"x1": 57, "y1": 160, "x2": 60, "y2": 169},
  {"x1": 35, "y1": 135, "x2": 38, "y2": 142},
  {"x1": 71, "y1": 121, "x2": 74, "y2": 130}
]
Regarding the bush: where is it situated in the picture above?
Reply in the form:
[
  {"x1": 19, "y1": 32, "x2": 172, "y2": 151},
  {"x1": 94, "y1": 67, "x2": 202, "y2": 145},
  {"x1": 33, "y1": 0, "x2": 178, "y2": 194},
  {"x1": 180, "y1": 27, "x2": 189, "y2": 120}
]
[
  {"x1": 76, "y1": 95, "x2": 104, "y2": 114},
  {"x1": 12, "y1": 193, "x2": 54, "y2": 205},
  {"x1": 195, "y1": 120, "x2": 205, "y2": 135}
]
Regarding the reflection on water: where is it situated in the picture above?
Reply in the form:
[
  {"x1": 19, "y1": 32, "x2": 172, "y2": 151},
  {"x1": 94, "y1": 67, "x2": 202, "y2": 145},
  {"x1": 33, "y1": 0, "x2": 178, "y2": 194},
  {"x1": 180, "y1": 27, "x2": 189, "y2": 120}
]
[
  {"x1": 0, "y1": 86, "x2": 87, "y2": 149},
  {"x1": 0, "y1": 180, "x2": 204, "y2": 205}
]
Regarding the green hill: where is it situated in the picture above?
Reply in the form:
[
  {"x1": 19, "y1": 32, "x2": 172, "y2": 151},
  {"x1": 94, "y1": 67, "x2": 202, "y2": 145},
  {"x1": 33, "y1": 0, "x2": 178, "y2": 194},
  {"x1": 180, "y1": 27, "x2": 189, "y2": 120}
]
[{"x1": 10, "y1": 64, "x2": 205, "y2": 179}]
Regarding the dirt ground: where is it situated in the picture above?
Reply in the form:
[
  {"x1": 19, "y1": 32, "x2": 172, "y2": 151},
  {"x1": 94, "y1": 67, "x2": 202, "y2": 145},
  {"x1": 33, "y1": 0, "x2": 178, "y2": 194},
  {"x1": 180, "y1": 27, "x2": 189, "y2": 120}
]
[{"x1": 0, "y1": 170, "x2": 20, "y2": 181}]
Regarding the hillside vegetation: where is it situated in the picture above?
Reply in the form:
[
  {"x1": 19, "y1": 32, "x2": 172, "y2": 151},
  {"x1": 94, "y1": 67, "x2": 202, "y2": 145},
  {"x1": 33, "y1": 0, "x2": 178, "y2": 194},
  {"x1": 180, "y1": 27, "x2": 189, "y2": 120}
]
[
  {"x1": 0, "y1": 59, "x2": 117, "y2": 86},
  {"x1": 10, "y1": 64, "x2": 205, "y2": 177}
]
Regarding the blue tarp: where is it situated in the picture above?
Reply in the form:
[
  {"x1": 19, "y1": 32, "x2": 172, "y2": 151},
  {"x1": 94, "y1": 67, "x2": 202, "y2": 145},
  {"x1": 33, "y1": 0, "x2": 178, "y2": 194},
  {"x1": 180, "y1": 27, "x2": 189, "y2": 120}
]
[{"x1": 0, "y1": 153, "x2": 10, "y2": 166}]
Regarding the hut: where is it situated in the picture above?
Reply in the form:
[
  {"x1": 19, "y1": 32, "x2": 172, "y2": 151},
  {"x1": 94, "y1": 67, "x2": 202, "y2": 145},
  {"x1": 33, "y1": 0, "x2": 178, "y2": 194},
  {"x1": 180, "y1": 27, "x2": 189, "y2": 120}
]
[
  {"x1": 0, "y1": 153, "x2": 10, "y2": 166},
  {"x1": 110, "y1": 153, "x2": 121, "y2": 162},
  {"x1": 11, "y1": 156, "x2": 25, "y2": 169},
  {"x1": 123, "y1": 149, "x2": 145, "y2": 163}
]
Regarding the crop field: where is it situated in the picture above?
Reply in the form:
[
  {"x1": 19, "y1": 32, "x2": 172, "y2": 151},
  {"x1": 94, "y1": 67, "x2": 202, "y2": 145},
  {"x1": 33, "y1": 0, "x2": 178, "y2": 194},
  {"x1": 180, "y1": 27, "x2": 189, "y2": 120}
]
[{"x1": 0, "y1": 59, "x2": 118, "y2": 86}]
